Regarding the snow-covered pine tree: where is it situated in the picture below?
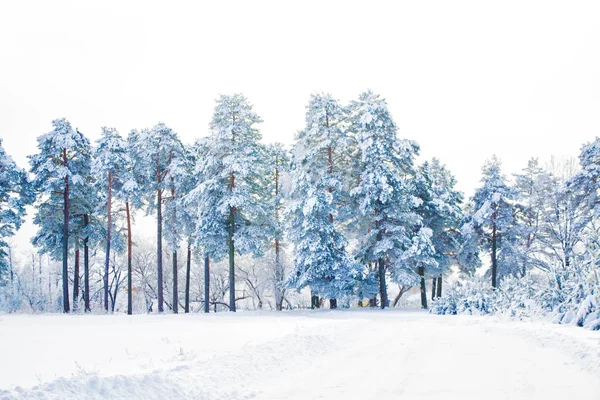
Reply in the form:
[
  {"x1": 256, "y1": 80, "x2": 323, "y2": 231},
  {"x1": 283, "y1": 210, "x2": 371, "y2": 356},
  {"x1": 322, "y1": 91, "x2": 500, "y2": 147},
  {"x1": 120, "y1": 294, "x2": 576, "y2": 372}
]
[
  {"x1": 0, "y1": 139, "x2": 34, "y2": 284},
  {"x1": 134, "y1": 123, "x2": 184, "y2": 313},
  {"x1": 461, "y1": 156, "x2": 516, "y2": 288},
  {"x1": 415, "y1": 158, "x2": 464, "y2": 300},
  {"x1": 163, "y1": 143, "x2": 197, "y2": 313},
  {"x1": 512, "y1": 158, "x2": 553, "y2": 276},
  {"x1": 92, "y1": 127, "x2": 130, "y2": 312},
  {"x1": 265, "y1": 143, "x2": 290, "y2": 311},
  {"x1": 348, "y1": 90, "x2": 423, "y2": 309},
  {"x1": 186, "y1": 138, "x2": 227, "y2": 313},
  {"x1": 29, "y1": 118, "x2": 92, "y2": 312},
  {"x1": 192, "y1": 94, "x2": 270, "y2": 312},
  {"x1": 286, "y1": 93, "x2": 358, "y2": 308}
]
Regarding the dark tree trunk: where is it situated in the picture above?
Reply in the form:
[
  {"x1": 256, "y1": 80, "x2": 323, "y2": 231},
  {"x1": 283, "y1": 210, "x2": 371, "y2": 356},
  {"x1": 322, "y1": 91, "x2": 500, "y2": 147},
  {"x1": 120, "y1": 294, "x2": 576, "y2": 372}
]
[
  {"x1": 431, "y1": 278, "x2": 437, "y2": 300},
  {"x1": 228, "y1": 205, "x2": 236, "y2": 312},
  {"x1": 369, "y1": 297, "x2": 377, "y2": 307},
  {"x1": 329, "y1": 298, "x2": 337, "y2": 309},
  {"x1": 436, "y1": 276, "x2": 442, "y2": 298},
  {"x1": 104, "y1": 171, "x2": 112, "y2": 312},
  {"x1": 185, "y1": 242, "x2": 191, "y2": 313},
  {"x1": 204, "y1": 256, "x2": 210, "y2": 313},
  {"x1": 73, "y1": 246, "x2": 80, "y2": 311},
  {"x1": 378, "y1": 257, "x2": 388, "y2": 309},
  {"x1": 311, "y1": 292, "x2": 320, "y2": 309},
  {"x1": 172, "y1": 251, "x2": 178, "y2": 314},
  {"x1": 157, "y1": 179, "x2": 164, "y2": 312},
  {"x1": 418, "y1": 266, "x2": 428, "y2": 309},
  {"x1": 126, "y1": 202, "x2": 133, "y2": 315},
  {"x1": 83, "y1": 214, "x2": 90, "y2": 312},
  {"x1": 62, "y1": 148, "x2": 70, "y2": 313},
  {"x1": 491, "y1": 224, "x2": 497, "y2": 288}
]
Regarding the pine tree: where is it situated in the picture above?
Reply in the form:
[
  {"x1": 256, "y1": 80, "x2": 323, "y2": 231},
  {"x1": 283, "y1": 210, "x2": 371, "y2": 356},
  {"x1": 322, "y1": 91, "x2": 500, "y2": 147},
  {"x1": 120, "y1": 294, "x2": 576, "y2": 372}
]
[
  {"x1": 512, "y1": 158, "x2": 553, "y2": 276},
  {"x1": 0, "y1": 139, "x2": 34, "y2": 284},
  {"x1": 134, "y1": 123, "x2": 184, "y2": 312},
  {"x1": 348, "y1": 90, "x2": 423, "y2": 309},
  {"x1": 265, "y1": 143, "x2": 290, "y2": 311},
  {"x1": 92, "y1": 127, "x2": 131, "y2": 312},
  {"x1": 198, "y1": 94, "x2": 270, "y2": 312},
  {"x1": 29, "y1": 118, "x2": 92, "y2": 312},
  {"x1": 286, "y1": 93, "x2": 358, "y2": 307},
  {"x1": 415, "y1": 158, "x2": 463, "y2": 299},
  {"x1": 185, "y1": 138, "x2": 227, "y2": 313},
  {"x1": 461, "y1": 156, "x2": 516, "y2": 288}
]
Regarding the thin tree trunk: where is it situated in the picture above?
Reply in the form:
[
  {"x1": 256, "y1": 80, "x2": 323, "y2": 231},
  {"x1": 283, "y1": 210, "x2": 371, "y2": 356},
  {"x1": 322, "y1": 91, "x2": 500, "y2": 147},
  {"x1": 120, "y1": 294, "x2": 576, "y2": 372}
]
[
  {"x1": 311, "y1": 291, "x2": 320, "y2": 309},
  {"x1": 491, "y1": 223, "x2": 497, "y2": 288},
  {"x1": 73, "y1": 246, "x2": 80, "y2": 311},
  {"x1": 185, "y1": 242, "x2": 191, "y2": 313},
  {"x1": 436, "y1": 276, "x2": 442, "y2": 298},
  {"x1": 83, "y1": 214, "x2": 90, "y2": 312},
  {"x1": 329, "y1": 299, "x2": 337, "y2": 309},
  {"x1": 228, "y1": 205, "x2": 236, "y2": 312},
  {"x1": 104, "y1": 171, "x2": 112, "y2": 312},
  {"x1": 126, "y1": 202, "x2": 133, "y2": 315},
  {"x1": 275, "y1": 238, "x2": 283, "y2": 311},
  {"x1": 204, "y1": 255, "x2": 210, "y2": 313},
  {"x1": 378, "y1": 257, "x2": 388, "y2": 309},
  {"x1": 157, "y1": 168, "x2": 164, "y2": 312},
  {"x1": 431, "y1": 278, "x2": 437, "y2": 300},
  {"x1": 172, "y1": 251, "x2": 178, "y2": 314},
  {"x1": 62, "y1": 148, "x2": 70, "y2": 313},
  {"x1": 418, "y1": 266, "x2": 427, "y2": 309}
]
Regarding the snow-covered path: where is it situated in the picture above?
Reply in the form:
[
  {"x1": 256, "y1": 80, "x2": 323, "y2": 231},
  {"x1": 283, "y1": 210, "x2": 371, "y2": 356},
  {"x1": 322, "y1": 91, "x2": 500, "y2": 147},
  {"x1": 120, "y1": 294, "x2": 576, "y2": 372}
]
[{"x1": 1, "y1": 310, "x2": 599, "y2": 399}]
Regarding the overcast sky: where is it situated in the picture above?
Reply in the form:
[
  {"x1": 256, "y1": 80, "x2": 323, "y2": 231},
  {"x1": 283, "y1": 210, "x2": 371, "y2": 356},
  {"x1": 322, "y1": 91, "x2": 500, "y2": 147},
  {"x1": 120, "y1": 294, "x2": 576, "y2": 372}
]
[{"x1": 2, "y1": 1, "x2": 600, "y2": 252}]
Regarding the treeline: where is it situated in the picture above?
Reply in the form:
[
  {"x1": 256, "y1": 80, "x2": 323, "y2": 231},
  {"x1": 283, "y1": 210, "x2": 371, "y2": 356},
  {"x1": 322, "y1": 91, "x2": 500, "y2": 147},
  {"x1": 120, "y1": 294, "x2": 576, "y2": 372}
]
[{"x1": 0, "y1": 91, "x2": 598, "y2": 315}]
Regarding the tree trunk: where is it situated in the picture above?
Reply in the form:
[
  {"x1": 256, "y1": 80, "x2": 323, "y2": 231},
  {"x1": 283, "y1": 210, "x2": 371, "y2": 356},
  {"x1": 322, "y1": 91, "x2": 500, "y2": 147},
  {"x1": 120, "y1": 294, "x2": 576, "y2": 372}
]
[
  {"x1": 62, "y1": 148, "x2": 70, "y2": 313},
  {"x1": 73, "y1": 246, "x2": 80, "y2": 311},
  {"x1": 228, "y1": 205, "x2": 236, "y2": 312},
  {"x1": 431, "y1": 278, "x2": 437, "y2": 300},
  {"x1": 172, "y1": 251, "x2": 178, "y2": 314},
  {"x1": 185, "y1": 242, "x2": 191, "y2": 313},
  {"x1": 104, "y1": 171, "x2": 112, "y2": 312},
  {"x1": 378, "y1": 257, "x2": 388, "y2": 309},
  {"x1": 436, "y1": 276, "x2": 442, "y2": 298},
  {"x1": 204, "y1": 255, "x2": 210, "y2": 313},
  {"x1": 418, "y1": 266, "x2": 428, "y2": 309},
  {"x1": 274, "y1": 238, "x2": 283, "y2": 311},
  {"x1": 83, "y1": 214, "x2": 90, "y2": 313},
  {"x1": 157, "y1": 178, "x2": 164, "y2": 312},
  {"x1": 126, "y1": 202, "x2": 133, "y2": 315},
  {"x1": 491, "y1": 223, "x2": 497, "y2": 288},
  {"x1": 311, "y1": 291, "x2": 320, "y2": 309},
  {"x1": 329, "y1": 298, "x2": 337, "y2": 309}
]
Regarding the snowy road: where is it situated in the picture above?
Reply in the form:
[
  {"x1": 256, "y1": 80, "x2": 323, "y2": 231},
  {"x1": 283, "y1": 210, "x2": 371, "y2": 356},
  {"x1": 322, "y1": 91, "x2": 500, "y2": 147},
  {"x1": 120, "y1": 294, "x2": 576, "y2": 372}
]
[{"x1": 1, "y1": 310, "x2": 599, "y2": 399}]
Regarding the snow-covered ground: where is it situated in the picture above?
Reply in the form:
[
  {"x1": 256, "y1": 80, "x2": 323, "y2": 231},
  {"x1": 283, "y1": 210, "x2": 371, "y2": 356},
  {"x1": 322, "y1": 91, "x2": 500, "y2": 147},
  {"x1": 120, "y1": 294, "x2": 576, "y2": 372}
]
[{"x1": 1, "y1": 310, "x2": 599, "y2": 399}]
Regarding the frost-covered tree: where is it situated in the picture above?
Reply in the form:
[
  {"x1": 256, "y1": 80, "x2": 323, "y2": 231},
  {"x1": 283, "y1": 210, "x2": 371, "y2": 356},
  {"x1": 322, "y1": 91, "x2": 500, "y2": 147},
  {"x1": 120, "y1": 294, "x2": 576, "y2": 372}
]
[
  {"x1": 415, "y1": 158, "x2": 463, "y2": 299},
  {"x1": 286, "y1": 93, "x2": 358, "y2": 308},
  {"x1": 461, "y1": 156, "x2": 516, "y2": 288},
  {"x1": 570, "y1": 138, "x2": 600, "y2": 217},
  {"x1": 29, "y1": 119, "x2": 92, "y2": 312},
  {"x1": 512, "y1": 158, "x2": 553, "y2": 276},
  {"x1": 133, "y1": 123, "x2": 184, "y2": 312},
  {"x1": 92, "y1": 127, "x2": 130, "y2": 312},
  {"x1": 192, "y1": 94, "x2": 270, "y2": 312},
  {"x1": 348, "y1": 90, "x2": 423, "y2": 309},
  {"x1": 0, "y1": 140, "x2": 34, "y2": 284},
  {"x1": 265, "y1": 143, "x2": 290, "y2": 311},
  {"x1": 163, "y1": 143, "x2": 197, "y2": 313}
]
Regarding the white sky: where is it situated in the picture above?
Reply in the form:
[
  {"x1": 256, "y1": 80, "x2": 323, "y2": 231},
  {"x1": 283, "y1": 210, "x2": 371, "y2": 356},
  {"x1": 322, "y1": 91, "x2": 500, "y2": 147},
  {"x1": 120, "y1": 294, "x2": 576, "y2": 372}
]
[{"x1": 2, "y1": 0, "x2": 600, "y2": 252}]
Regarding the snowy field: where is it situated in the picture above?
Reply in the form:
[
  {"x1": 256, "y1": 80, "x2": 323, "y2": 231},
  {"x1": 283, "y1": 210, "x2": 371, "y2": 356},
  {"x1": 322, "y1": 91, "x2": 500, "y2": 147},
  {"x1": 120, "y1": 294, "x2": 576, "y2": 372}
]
[{"x1": 1, "y1": 310, "x2": 599, "y2": 399}]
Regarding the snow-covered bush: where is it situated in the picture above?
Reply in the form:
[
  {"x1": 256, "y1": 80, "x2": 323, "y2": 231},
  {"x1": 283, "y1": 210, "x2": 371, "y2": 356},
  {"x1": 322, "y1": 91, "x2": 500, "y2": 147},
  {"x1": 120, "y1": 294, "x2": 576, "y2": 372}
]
[{"x1": 431, "y1": 279, "x2": 496, "y2": 315}]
